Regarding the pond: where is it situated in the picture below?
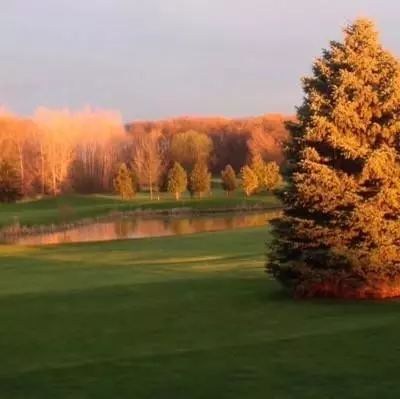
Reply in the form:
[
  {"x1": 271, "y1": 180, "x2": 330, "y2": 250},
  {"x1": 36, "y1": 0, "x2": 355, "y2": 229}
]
[{"x1": 8, "y1": 212, "x2": 278, "y2": 246}]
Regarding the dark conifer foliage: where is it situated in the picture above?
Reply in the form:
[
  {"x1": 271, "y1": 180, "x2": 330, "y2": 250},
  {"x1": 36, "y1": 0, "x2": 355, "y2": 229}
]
[{"x1": 268, "y1": 19, "x2": 400, "y2": 299}]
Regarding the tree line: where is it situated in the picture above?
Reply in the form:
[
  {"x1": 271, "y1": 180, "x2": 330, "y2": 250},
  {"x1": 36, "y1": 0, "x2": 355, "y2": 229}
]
[
  {"x1": 0, "y1": 109, "x2": 290, "y2": 202},
  {"x1": 113, "y1": 156, "x2": 282, "y2": 200}
]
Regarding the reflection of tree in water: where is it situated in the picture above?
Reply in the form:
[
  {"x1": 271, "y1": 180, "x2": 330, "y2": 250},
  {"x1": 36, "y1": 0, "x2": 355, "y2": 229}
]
[
  {"x1": 114, "y1": 219, "x2": 139, "y2": 238},
  {"x1": 191, "y1": 218, "x2": 215, "y2": 232},
  {"x1": 245, "y1": 214, "x2": 270, "y2": 227},
  {"x1": 15, "y1": 212, "x2": 280, "y2": 245},
  {"x1": 169, "y1": 218, "x2": 192, "y2": 235},
  {"x1": 162, "y1": 218, "x2": 171, "y2": 231},
  {"x1": 62, "y1": 231, "x2": 73, "y2": 244},
  {"x1": 225, "y1": 216, "x2": 236, "y2": 230}
]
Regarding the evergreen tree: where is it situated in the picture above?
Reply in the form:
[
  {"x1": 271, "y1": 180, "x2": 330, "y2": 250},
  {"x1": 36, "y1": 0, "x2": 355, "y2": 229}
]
[
  {"x1": 113, "y1": 163, "x2": 138, "y2": 200},
  {"x1": 221, "y1": 164, "x2": 238, "y2": 195},
  {"x1": 189, "y1": 163, "x2": 211, "y2": 198},
  {"x1": 263, "y1": 161, "x2": 283, "y2": 191},
  {"x1": 0, "y1": 160, "x2": 23, "y2": 203},
  {"x1": 268, "y1": 19, "x2": 400, "y2": 299},
  {"x1": 240, "y1": 165, "x2": 259, "y2": 197},
  {"x1": 167, "y1": 162, "x2": 188, "y2": 200}
]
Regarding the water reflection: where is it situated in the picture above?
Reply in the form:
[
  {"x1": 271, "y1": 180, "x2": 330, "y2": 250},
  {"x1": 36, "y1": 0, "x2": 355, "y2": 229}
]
[{"x1": 10, "y1": 212, "x2": 277, "y2": 246}]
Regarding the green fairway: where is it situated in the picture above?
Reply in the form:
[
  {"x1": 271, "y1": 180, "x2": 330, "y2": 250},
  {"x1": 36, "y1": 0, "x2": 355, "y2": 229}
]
[
  {"x1": 0, "y1": 190, "x2": 281, "y2": 229},
  {"x1": 0, "y1": 227, "x2": 399, "y2": 398}
]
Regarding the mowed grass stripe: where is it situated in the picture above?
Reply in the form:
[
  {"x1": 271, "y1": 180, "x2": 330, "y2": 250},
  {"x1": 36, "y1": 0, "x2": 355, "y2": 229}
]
[
  {"x1": 0, "y1": 228, "x2": 267, "y2": 296},
  {"x1": 1, "y1": 227, "x2": 400, "y2": 398},
  {"x1": 1, "y1": 320, "x2": 400, "y2": 399}
]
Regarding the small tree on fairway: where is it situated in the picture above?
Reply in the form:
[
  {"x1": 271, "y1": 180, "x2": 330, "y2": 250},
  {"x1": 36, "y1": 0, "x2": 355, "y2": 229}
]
[
  {"x1": 189, "y1": 163, "x2": 211, "y2": 198},
  {"x1": 250, "y1": 154, "x2": 266, "y2": 192},
  {"x1": 167, "y1": 162, "x2": 188, "y2": 200},
  {"x1": 240, "y1": 165, "x2": 258, "y2": 197},
  {"x1": 263, "y1": 161, "x2": 283, "y2": 191},
  {"x1": 0, "y1": 160, "x2": 23, "y2": 203},
  {"x1": 268, "y1": 19, "x2": 400, "y2": 299},
  {"x1": 113, "y1": 163, "x2": 137, "y2": 200},
  {"x1": 221, "y1": 164, "x2": 238, "y2": 195}
]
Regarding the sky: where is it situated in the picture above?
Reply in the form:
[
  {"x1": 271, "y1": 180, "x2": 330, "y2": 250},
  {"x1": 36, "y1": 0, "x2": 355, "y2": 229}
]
[{"x1": 1, "y1": 0, "x2": 400, "y2": 121}]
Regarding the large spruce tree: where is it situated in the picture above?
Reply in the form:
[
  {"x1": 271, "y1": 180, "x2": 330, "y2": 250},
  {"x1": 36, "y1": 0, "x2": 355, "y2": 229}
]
[{"x1": 268, "y1": 19, "x2": 400, "y2": 299}]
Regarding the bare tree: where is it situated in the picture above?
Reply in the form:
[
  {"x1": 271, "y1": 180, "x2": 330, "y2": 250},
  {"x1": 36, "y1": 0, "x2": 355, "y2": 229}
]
[
  {"x1": 132, "y1": 129, "x2": 163, "y2": 200},
  {"x1": 0, "y1": 113, "x2": 40, "y2": 195},
  {"x1": 73, "y1": 108, "x2": 125, "y2": 192},
  {"x1": 34, "y1": 108, "x2": 78, "y2": 195}
]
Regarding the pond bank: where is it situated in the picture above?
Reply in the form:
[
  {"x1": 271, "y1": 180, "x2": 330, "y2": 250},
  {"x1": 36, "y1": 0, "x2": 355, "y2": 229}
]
[{"x1": 0, "y1": 205, "x2": 282, "y2": 243}]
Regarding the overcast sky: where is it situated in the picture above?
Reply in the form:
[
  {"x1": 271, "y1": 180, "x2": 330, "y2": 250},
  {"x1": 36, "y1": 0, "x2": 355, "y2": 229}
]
[{"x1": 0, "y1": 0, "x2": 399, "y2": 121}]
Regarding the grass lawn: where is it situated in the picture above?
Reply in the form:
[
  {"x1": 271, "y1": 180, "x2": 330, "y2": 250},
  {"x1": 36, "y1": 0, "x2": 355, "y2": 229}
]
[
  {"x1": 0, "y1": 227, "x2": 399, "y2": 398},
  {"x1": 0, "y1": 189, "x2": 281, "y2": 228}
]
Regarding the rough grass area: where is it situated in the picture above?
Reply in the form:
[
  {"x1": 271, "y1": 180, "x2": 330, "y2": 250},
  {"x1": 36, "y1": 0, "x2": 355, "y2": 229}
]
[
  {"x1": 0, "y1": 190, "x2": 281, "y2": 228},
  {"x1": 0, "y1": 227, "x2": 399, "y2": 398}
]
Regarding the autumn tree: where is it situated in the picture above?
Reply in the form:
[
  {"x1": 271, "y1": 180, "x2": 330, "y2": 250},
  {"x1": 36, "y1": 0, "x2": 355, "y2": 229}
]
[
  {"x1": 240, "y1": 165, "x2": 258, "y2": 197},
  {"x1": 34, "y1": 109, "x2": 78, "y2": 195},
  {"x1": 250, "y1": 154, "x2": 266, "y2": 192},
  {"x1": 221, "y1": 164, "x2": 237, "y2": 195},
  {"x1": 113, "y1": 163, "x2": 138, "y2": 200},
  {"x1": 189, "y1": 163, "x2": 211, "y2": 198},
  {"x1": 132, "y1": 129, "x2": 163, "y2": 200},
  {"x1": 268, "y1": 19, "x2": 400, "y2": 299},
  {"x1": 247, "y1": 116, "x2": 292, "y2": 165},
  {"x1": 0, "y1": 160, "x2": 23, "y2": 203},
  {"x1": 167, "y1": 162, "x2": 188, "y2": 200},
  {"x1": 263, "y1": 161, "x2": 283, "y2": 191},
  {"x1": 0, "y1": 113, "x2": 39, "y2": 196},
  {"x1": 72, "y1": 109, "x2": 125, "y2": 193},
  {"x1": 171, "y1": 130, "x2": 213, "y2": 171}
]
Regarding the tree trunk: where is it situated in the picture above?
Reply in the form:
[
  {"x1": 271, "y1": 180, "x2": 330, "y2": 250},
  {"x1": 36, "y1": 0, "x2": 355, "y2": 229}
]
[
  {"x1": 52, "y1": 173, "x2": 57, "y2": 196},
  {"x1": 40, "y1": 143, "x2": 45, "y2": 195},
  {"x1": 149, "y1": 167, "x2": 153, "y2": 200},
  {"x1": 17, "y1": 144, "x2": 24, "y2": 191}
]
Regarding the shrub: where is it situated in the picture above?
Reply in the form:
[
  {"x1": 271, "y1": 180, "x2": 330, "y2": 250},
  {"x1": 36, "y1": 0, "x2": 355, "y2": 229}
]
[{"x1": 0, "y1": 161, "x2": 23, "y2": 203}]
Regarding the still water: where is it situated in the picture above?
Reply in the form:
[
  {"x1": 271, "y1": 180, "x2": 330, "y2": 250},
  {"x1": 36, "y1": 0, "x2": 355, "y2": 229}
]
[{"x1": 10, "y1": 212, "x2": 277, "y2": 246}]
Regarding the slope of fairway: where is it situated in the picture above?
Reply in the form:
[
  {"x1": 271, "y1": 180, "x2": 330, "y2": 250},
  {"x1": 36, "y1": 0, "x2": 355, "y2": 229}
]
[{"x1": 0, "y1": 227, "x2": 399, "y2": 398}]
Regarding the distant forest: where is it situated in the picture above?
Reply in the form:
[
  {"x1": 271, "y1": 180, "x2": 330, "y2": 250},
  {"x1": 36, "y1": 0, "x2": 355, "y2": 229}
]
[{"x1": 0, "y1": 109, "x2": 293, "y2": 197}]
